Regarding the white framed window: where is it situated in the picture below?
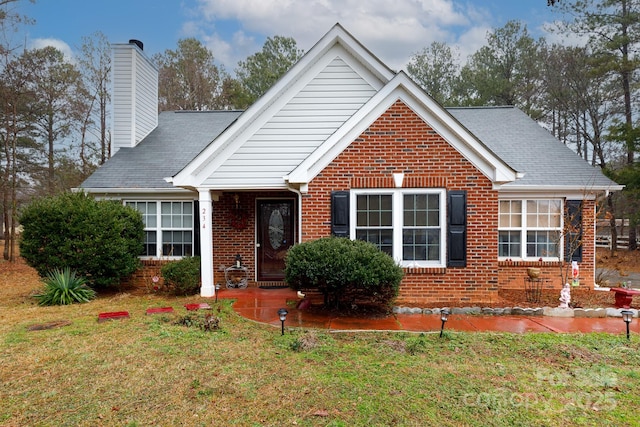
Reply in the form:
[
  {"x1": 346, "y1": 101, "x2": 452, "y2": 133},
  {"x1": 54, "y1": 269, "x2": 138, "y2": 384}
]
[
  {"x1": 352, "y1": 189, "x2": 446, "y2": 267},
  {"x1": 126, "y1": 201, "x2": 194, "y2": 258},
  {"x1": 499, "y1": 199, "x2": 562, "y2": 260}
]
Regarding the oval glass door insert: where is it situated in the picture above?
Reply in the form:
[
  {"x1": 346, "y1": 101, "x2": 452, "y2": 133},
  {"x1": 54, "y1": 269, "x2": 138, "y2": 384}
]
[{"x1": 268, "y1": 209, "x2": 285, "y2": 249}]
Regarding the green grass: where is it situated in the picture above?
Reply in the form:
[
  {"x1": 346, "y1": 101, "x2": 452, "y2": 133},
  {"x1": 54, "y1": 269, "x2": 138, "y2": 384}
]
[{"x1": 1, "y1": 293, "x2": 639, "y2": 426}]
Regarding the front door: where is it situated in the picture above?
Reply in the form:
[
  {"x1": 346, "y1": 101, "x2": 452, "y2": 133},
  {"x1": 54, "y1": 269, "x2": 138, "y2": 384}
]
[{"x1": 257, "y1": 199, "x2": 295, "y2": 281}]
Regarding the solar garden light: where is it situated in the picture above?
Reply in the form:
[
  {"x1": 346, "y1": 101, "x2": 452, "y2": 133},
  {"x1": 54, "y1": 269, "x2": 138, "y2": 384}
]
[
  {"x1": 278, "y1": 308, "x2": 288, "y2": 336},
  {"x1": 440, "y1": 308, "x2": 450, "y2": 338},
  {"x1": 621, "y1": 310, "x2": 634, "y2": 341},
  {"x1": 214, "y1": 283, "x2": 221, "y2": 303}
]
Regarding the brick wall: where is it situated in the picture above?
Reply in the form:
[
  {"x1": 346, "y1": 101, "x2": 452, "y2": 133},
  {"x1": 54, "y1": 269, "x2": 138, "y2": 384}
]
[
  {"x1": 120, "y1": 259, "x2": 168, "y2": 291},
  {"x1": 303, "y1": 100, "x2": 500, "y2": 306}
]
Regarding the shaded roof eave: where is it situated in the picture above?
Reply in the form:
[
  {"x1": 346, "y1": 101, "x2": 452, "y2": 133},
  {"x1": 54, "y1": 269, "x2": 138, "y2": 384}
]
[
  {"x1": 76, "y1": 187, "x2": 196, "y2": 195},
  {"x1": 495, "y1": 183, "x2": 625, "y2": 195}
]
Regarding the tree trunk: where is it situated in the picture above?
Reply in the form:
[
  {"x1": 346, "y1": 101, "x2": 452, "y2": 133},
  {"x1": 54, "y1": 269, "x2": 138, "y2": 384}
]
[
  {"x1": 621, "y1": 0, "x2": 634, "y2": 165},
  {"x1": 47, "y1": 111, "x2": 55, "y2": 195},
  {"x1": 629, "y1": 226, "x2": 637, "y2": 251},
  {"x1": 1, "y1": 103, "x2": 18, "y2": 262}
]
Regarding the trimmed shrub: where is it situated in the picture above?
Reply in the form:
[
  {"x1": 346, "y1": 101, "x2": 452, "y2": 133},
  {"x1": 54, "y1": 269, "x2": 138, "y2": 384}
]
[
  {"x1": 19, "y1": 192, "x2": 144, "y2": 289},
  {"x1": 284, "y1": 237, "x2": 403, "y2": 310},
  {"x1": 161, "y1": 256, "x2": 201, "y2": 296},
  {"x1": 34, "y1": 268, "x2": 97, "y2": 306}
]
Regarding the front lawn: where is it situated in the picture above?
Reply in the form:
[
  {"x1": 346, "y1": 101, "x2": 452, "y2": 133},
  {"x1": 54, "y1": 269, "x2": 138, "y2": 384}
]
[{"x1": 1, "y1": 272, "x2": 639, "y2": 426}]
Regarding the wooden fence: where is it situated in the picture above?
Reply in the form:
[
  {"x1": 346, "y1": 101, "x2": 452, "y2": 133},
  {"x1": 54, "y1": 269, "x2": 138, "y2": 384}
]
[
  {"x1": 596, "y1": 218, "x2": 638, "y2": 250},
  {"x1": 595, "y1": 235, "x2": 631, "y2": 250}
]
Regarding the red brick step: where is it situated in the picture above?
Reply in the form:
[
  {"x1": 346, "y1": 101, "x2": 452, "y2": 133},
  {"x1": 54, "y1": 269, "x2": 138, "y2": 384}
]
[
  {"x1": 98, "y1": 311, "x2": 130, "y2": 322},
  {"x1": 145, "y1": 307, "x2": 174, "y2": 315}
]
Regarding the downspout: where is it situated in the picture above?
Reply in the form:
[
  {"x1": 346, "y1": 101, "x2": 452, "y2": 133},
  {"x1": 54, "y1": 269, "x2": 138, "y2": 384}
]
[{"x1": 287, "y1": 185, "x2": 304, "y2": 244}]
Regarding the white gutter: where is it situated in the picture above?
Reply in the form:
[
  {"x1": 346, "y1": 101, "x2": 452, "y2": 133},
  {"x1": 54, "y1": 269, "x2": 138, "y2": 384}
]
[{"x1": 78, "y1": 187, "x2": 196, "y2": 195}]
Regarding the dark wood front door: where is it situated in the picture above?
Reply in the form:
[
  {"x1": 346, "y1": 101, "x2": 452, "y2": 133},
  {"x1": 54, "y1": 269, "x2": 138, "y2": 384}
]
[{"x1": 257, "y1": 199, "x2": 295, "y2": 281}]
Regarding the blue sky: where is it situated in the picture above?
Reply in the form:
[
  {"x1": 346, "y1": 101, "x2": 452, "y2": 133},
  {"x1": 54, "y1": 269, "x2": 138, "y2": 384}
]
[{"x1": 15, "y1": 0, "x2": 563, "y2": 72}]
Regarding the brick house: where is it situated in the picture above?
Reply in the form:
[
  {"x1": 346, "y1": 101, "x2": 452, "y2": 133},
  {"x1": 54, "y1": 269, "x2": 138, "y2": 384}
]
[{"x1": 80, "y1": 24, "x2": 622, "y2": 306}]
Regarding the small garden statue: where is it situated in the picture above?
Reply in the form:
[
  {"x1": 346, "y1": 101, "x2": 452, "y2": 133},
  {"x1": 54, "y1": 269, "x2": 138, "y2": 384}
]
[{"x1": 559, "y1": 283, "x2": 571, "y2": 308}]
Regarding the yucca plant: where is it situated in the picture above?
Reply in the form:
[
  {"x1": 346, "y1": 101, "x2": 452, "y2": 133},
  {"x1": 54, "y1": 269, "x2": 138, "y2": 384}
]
[{"x1": 35, "y1": 268, "x2": 97, "y2": 306}]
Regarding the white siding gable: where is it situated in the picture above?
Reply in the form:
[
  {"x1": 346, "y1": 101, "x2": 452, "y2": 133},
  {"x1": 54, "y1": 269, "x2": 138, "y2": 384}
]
[
  {"x1": 112, "y1": 43, "x2": 158, "y2": 154},
  {"x1": 203, "y1": 56, "x2": 378, "y2": 188}
]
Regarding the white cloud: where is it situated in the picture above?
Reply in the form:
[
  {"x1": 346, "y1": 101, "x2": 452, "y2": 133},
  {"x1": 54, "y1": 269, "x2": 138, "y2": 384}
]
[
  {"x1": 542, "y1": 20, "x2": 589, "y2": 47},
  {"x1": 29, "y1": 38, "x2": 75, "y2": 63},
  {"x1": 191, "y1": 0, "x2": 487, "y2": 71},
  {"x1": 189, "y1": 0, "x2": 554, "y2": 72},
  {"x1": 454, "y1": 25, "x2": 491, "y2": 63}
]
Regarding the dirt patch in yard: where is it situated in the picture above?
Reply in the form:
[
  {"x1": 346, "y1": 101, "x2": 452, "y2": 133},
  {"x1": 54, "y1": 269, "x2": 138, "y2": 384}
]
[{"x1": 596, "y1": 247, "x2": 640, "y2": 274}]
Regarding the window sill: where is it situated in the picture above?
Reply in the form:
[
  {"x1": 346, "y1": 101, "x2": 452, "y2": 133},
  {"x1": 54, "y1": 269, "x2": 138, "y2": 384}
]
[
  {"x1": 498, "y1": 259, "x2": 561, "y2": 267},
  {"x1": 402, "y1": 266, "x2": 446, "y2": 275}
]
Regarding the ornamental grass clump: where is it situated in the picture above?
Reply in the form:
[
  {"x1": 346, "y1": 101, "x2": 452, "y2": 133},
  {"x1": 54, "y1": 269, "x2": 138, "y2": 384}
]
[
  {"x1": 34, "y1": 268, "x2": 97, "y2": 306},
  {"x1": 284, "y1": 236, "x2": 403, "y2": 311}
]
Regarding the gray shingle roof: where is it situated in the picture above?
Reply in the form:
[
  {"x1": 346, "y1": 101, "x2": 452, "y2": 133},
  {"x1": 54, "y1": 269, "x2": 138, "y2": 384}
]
[
  {"x1": 80, "y1": 110, "x2": 242, "y2": 190},
  {"x1": 448, "y1": 106, "x2": 618, "y2": 189},
  {"x1": 81, "y1": 106, "x2": 618, "y2": 192}
]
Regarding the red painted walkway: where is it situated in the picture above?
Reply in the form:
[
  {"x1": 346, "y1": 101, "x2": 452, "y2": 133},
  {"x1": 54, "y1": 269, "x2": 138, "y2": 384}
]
[{"x1": 218, "y1": 288, "x2": 640, "y2": 335}]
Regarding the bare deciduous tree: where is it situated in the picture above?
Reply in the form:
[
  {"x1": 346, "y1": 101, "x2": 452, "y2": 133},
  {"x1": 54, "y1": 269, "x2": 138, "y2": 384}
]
[
  {"x1": 1, "y1": 0, "x2": 34, "y2": 260},
  {"x1": 76, "y1": 31, "x2": 111, "y2": 166},
  {"x1": 154, "y1": 38, "x2": 230, "y2": 111}
]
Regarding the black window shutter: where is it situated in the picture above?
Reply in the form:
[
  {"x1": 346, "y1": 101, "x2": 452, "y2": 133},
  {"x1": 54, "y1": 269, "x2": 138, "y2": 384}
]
[
  {"x1": 193, "y1": 200, "x2": 201, "y2": 256},
  {"x1": 447, "y1": 191, "x2": 467, "y2": 267},
  {"x1": 331, "y1": 191, "x2": 350, "y2": 237},
  {"x1": 565, "y1": 200, "x2": 582, "y2": 262}
]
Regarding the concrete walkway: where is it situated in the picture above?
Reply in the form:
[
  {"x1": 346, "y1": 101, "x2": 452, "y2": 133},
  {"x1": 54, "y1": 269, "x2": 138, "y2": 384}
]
[{"x1": 219, "y1": 288, "x2": 640, "y2": 335}]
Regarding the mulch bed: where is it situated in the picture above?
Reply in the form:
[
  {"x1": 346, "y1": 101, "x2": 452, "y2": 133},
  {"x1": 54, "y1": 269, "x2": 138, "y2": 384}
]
[
  {"x1": 392, "y1": 288, "x2": 624, "y2": 310},
  {"x1": 497, "y1": 288, "x2": 621, "y2": 309}
]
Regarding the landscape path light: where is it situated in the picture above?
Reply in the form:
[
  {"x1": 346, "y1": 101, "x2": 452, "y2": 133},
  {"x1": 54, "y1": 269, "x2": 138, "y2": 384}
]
[
  {"x1": 621, "y1": 310, "x2": 634, "y2": 341},
  {"x1": 440, "y1": 308, "x2": 450, "y2": 338},
  {"x1": 278, "y1": 308, "x2": 288, "y2": 336},
  {"x1": 214, "y1": 283, "x2": 221, "y2": 303}
]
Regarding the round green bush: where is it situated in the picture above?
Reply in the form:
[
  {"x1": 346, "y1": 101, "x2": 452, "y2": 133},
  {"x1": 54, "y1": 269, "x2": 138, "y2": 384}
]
[
  {"x1": 19, "y1": 192, "x2": 144, "y2": 289},
  {"x1": 284, "y1": 236, "x2": 403, "y2": 310},
  {"x1": 161, "y1": 256, "x2": 201, "y2": 296}
]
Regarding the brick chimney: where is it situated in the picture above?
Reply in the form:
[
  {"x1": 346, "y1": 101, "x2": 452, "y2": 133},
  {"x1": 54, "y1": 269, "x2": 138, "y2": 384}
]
[{"x1": 111, "y1": 39, "x2": 158, "y2": 154}]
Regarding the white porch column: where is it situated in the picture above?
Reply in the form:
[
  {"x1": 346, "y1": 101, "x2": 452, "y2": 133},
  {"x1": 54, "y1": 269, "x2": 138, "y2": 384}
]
[{"x1": 198, "y1": 189, "x2": 215, "y2": 297}]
